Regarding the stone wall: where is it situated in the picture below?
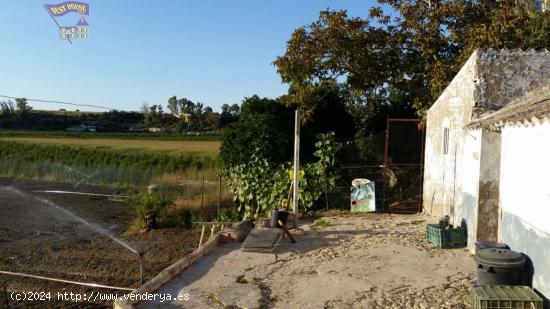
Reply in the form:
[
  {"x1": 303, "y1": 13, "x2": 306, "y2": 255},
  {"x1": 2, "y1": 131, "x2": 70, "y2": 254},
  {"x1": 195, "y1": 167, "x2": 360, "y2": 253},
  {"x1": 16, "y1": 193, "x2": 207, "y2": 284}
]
[{"x1": 474, "y1": 49, "x2": 550, "y2": 118}]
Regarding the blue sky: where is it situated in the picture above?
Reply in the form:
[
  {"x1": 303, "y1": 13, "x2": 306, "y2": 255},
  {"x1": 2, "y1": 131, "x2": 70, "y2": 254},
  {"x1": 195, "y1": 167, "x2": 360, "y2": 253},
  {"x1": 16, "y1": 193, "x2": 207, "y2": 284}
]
[{"x1": 0, "y1": 1, "x2": 378, "y2": 112}]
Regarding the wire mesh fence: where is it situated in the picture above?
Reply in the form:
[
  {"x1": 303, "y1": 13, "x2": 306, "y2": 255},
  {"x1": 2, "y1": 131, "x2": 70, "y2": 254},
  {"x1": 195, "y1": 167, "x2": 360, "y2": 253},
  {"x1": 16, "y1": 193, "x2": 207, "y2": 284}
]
[
  {"x1": 0, "y1": 155, "x2": 423, "y2": 216},
  {"x1": 0, "y1": 158, "x2": 235, "y2": 222}
]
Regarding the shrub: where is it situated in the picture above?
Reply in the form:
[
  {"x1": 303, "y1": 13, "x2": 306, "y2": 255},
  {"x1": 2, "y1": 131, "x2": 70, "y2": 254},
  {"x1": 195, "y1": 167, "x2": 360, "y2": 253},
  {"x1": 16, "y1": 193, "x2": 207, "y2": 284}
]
[
  {"x1": 312, "y1": 218, "x2": 330, "y2": 228},
  {"x1": 132, "y1": 192, "x2": 169, "y2": 217},
  {"x1": 223, "y1": 132, "x2": 341, "y2": 219},
  {"x1": 178, "y1": 210, "x2": 193, "y2": 229}
]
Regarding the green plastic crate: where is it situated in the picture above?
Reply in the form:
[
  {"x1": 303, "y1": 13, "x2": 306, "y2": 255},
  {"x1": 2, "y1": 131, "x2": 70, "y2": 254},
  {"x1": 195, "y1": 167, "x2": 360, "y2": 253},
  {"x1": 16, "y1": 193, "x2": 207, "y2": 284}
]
[
  {"x1": 426, "y1": 224, "x2": 466, "y2": 248},
  {"x1": 472, "y1": 286, "x2": 543, "y2": 309}
]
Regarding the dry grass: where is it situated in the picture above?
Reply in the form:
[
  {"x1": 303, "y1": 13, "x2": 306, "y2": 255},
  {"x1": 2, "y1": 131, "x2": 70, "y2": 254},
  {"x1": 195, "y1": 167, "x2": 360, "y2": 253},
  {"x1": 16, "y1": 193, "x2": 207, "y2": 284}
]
[
  {"x1": 149, "y1": 170, "x2": 221, "y2": 186},
  {"x1": 0, "y1": 137, "x2": 220, "y2": 154}
]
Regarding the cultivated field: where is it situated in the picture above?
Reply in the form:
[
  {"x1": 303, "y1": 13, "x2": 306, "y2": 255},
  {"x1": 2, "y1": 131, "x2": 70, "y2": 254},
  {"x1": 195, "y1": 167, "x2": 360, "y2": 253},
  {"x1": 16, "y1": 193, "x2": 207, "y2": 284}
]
[
  {"x1": 0, "y1": 178, "x2": 201, "y2": 307},
  {"x1": 0, "y1": 137, "x2": 220, "y2": 154}
]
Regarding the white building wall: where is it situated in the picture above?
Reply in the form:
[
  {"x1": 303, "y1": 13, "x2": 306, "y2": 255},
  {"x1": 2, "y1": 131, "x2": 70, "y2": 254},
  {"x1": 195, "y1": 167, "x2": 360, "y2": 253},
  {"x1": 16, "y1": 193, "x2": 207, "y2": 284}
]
[
  {"x1": 499, "y1": 120, "x2": 550, "y2": 300},
  {"x1": 425, "y1": 49, "x2": 550, "y2": 250},
  {"x1": 500, "y1": 121, "x2": 550, "y2": 233},
  {"x1": 460, "y1": 129, "x2": 482, "y2": 250},
  {"x1": 423, "y1": 52, "x2": 478, "y2": 227}
]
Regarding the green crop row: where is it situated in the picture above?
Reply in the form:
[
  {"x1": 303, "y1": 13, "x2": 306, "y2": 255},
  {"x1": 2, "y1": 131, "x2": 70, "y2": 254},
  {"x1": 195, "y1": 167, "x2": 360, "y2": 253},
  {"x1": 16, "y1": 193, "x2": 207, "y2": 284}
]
[
  {"x1": 0, "y1": 130, "x2": 220, "y2": 141},
  {"x1": 0, "y1": 140, "x2": 220, "y2": 186}
]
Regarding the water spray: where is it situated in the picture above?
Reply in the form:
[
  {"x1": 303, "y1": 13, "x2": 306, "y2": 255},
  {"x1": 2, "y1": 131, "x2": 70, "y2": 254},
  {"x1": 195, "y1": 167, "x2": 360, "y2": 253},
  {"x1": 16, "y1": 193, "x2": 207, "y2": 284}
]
[
  {"x1": 138, "y1": 251, "x2": 144, "y2": 286},
  {"x1": 1, "y1": 186, "x2": 140, "y2": 254},
  {"x1": 1, "y1": 186, "x2": 147, "y2": 289}
]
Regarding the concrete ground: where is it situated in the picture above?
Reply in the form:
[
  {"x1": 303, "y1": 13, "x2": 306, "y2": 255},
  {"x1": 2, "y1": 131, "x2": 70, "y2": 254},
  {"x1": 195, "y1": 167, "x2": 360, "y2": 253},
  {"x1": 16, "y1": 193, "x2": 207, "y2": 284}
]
[{"x1": 138, "y1": 212, "x2": 475, "y2": 309}]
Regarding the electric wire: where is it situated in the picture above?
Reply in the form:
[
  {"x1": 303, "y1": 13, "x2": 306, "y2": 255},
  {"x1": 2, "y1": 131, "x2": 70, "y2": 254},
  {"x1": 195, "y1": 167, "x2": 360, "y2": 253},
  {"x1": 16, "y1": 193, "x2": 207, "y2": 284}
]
[{"x1": 0, "y1": 94, "x2": 115, "y2": 111}]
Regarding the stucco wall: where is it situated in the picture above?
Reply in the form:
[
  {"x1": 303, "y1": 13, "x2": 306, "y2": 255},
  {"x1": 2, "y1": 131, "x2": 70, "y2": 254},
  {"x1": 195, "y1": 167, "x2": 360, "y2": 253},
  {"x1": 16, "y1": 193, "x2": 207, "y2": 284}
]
[
  {"x1": 460, "y1": 129, "x2": 482, "y2": 250},
  {"x1": 499, "y1": 121, "x2": 550, "y2": 234},
  {"x1": 425, "y1": 49, "x2": 550, "y2": 250},
  {"x1": 423, "y1": 51, "x2": 478, "y2": 227},
  {"x1": 476, "y1": 130, "x2": 502, "y2": 243},
  {"x1": 499, "y1": 121, "x2": 550, "y2": 301}
]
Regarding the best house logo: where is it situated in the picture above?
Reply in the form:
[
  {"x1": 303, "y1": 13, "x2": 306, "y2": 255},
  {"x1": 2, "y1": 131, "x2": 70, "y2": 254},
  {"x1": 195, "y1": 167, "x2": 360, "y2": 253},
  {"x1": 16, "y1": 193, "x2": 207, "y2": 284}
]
[{"x1": 44, "y1": 1, "x2": 89, "y2": 43}]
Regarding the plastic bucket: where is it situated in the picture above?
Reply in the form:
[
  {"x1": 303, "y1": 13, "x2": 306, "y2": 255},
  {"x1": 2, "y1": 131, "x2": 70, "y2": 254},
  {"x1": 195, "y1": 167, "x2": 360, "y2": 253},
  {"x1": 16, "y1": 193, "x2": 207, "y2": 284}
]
[{"x1": 270, "y1": 209, "x2": 289, "y2": 228}]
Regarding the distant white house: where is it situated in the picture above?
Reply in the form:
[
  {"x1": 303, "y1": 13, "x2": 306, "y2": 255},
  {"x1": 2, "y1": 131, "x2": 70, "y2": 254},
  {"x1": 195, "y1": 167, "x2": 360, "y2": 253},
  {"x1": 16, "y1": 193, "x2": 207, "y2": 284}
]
[
  {"x1": 423, "y1": 49, "x2": 550, "y2": 300},
  {"x1": 535, "y1": 0, "x2": 550, "y2": 12},
  {"x1": 66, "y1": 124, "x2": 96, "y2": 132}
]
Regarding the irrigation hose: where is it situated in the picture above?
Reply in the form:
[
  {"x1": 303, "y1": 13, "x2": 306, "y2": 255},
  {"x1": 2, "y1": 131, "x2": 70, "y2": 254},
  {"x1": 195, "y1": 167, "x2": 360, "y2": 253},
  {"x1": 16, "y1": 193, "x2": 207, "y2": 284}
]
[{"x1": 0, "y1": 271, "x2": 134, "y2": 291}]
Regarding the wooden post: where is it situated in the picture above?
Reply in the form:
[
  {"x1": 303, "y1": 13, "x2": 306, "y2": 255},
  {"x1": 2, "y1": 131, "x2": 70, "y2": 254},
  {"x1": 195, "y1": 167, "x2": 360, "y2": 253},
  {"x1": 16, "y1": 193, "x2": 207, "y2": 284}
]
[
  {"x1": 198, "y1": 225, "x2": 206, "y2": 248},
  {"x1": 383, "y1": 117, "x2": 390, "y2": 166},
  {"x1": 200, "y1": 176, "x2": 205, "y2": 208},
  {"x1": 324, "y1": 170, "x2": 329, "y2": 211},
  {"x1": 292, "y1": 109, "x2": 300, "y2": 228},
  {"x1": 383, "y1": 117, "x2": 390, "y2": 210},
  {"x1": 217, "y1": 175, "x2": 222, "y2": 220},
  {"x1": 286, "y1": 180, "x2": 293, "y2": 209}
]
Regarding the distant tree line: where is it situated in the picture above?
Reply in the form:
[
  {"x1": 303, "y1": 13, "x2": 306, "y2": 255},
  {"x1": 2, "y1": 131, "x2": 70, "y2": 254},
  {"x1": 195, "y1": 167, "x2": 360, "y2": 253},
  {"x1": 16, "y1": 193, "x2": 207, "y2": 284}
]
[
  {"x1": 0, "y1": 101, "x2": 144, "y2": 132},
  {"x1": 0, "y1": 96, "x2": 241, "y2": 133},
  {"x1": 146, "y1": 96, "x2": 240, "y2": 132},
  {"x1": 0, "y1": 98, "x2": 32, "y2": 118}
]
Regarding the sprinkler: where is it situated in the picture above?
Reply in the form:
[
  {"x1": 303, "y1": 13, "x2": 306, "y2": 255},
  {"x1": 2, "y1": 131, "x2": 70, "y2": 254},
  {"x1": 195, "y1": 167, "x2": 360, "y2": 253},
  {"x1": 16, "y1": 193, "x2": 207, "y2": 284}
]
[
  {"x1": 1, "y1": 279, "x2": 9, "y2": 309},
  {"x1": 137, "y1": 251, "x2": 144, "y2": 286}
]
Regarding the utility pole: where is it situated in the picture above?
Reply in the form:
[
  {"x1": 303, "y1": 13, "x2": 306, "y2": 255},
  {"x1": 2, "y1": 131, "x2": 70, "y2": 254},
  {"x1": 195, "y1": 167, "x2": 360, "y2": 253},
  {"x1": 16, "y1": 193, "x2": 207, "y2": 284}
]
[{"x1": 292, "y1": 109, "x2": 300, "y2": 228}]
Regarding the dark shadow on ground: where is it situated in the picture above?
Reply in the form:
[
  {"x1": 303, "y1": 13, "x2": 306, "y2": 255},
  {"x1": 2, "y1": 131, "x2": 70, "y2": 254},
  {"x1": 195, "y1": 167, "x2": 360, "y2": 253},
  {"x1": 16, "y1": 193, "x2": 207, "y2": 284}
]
[{"x1": 385, "y1": 196, "x2": 422, "y2": 214}]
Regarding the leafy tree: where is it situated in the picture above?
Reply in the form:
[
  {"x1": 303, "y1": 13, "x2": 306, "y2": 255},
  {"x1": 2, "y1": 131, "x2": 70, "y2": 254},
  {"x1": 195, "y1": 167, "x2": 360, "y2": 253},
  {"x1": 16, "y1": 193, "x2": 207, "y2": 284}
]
[
  {"x1": 220, "y1": 95, "x2": 294, "y2": 167},
  {"x1": 167, "y1": 96, "x2": 179, "y2": 115},
  {"x1": 15, "y1": 98, "x2": 32, "y2": 117},
  {"x1": 166, "y1": 97, "x2": 220, "y2": 131},
  {"x1": 193, "y1": 102, "x2": 204, "y2": 128},
  {"x1": 0, "y1": 101, "x2": 15, "y2": 115},
  {"x1": 221, "y1": 104, "x2": 230, "y2": 114},
  {"x1": 178, "y1": 98, "x2": 195, "y2": 114},
  {"x1": 229, "y1": 104, "x2": 240, "y2": 116},
  {"x1": 379, "y1": 0, "x2": 550, "y2": 115},
  {"x1": 296, "y1": 84, "x2": 356, "y2": 162},
  {"x1": 274, "y1": 2, "x2": 550, "y2": 162},
  {"x1": 143, "y1": 104, "x2": 163, "y2": 127},
  {"x1": 204, "y1": 111, "x2": 220, "y2": 128},
  {"x1": 220, "y1": 90, "x2": 355, "y2": 167},
  {"x1": 275, "y1": 2, "x2": 550, "y2": 119},
  {"x1": 220, "y1": 103, "x2": 240, "y2": 126}
]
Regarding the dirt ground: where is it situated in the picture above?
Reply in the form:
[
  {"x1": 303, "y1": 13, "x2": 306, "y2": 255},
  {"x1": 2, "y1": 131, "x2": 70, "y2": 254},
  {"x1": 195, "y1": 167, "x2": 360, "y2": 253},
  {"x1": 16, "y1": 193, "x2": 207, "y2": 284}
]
[
  {"x1": 139, "y1": 212, "x2": 476, "y2": 309},
  {"x1": 0, "y1": 177, "x2": 200, "y2": 308}
]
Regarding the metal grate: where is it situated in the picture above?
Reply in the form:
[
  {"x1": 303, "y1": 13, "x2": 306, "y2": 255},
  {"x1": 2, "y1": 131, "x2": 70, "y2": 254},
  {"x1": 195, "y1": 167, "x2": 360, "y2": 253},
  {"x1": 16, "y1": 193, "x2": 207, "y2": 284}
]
[{"x1": 242, "y1": 228, "x2": 283, "y2": 253}]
